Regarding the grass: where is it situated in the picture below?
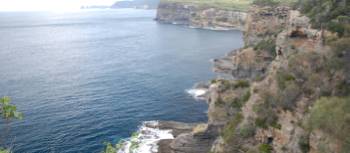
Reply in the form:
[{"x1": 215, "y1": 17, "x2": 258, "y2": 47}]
[{"x1": 161, "y1": 0, "x2": 253, "y2": 11}]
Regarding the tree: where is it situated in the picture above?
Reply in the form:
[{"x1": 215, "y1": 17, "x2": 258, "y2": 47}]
[
  {"x1": 0, "y1": 96, "x2": 23, "y2": 120},
  {"x1": 0, "y1": 96, "x2": 23, "y2": 153}
]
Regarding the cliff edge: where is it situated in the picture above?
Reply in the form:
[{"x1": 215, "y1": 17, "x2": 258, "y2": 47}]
[
  {"x1": 155, "y1": 0, "x2": 248, "y2": 30},
  {"x1": 156, "y1": 0, "x2": 350, "y2": 153}
]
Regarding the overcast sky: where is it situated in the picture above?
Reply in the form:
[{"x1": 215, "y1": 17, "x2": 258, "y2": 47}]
[{"x1": 0, "y1": 0, "x2": 118, "y2": 11}]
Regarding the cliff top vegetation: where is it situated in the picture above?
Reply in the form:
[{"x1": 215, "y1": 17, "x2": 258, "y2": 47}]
[
  {"x1": 161, "y1": 0, "x2": 252, "y2": 11},
  {"x1": 161, "y1": 0, "x2": 297, "y2": 11}
]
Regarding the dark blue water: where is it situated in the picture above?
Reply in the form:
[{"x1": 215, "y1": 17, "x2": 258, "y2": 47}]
[{"x1": 0, "y1": 9, "x2": 243, "y2": 153}]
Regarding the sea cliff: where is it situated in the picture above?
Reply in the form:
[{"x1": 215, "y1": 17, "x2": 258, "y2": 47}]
[
  {"x1": 155, "y1": 1, "x2": 247, "y2": 30},
  {"x1": 154, "y1": 0, "x2": 350, "y2": 153}
]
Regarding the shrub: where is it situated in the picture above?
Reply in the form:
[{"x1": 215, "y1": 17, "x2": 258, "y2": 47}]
[
  {"x1": 259, "y1": 144, "x2": 272, "y2": 153},
  {"x1": 255, "y1": 117, "x2": 268, "y2": 129},
  {"x1": 327, "y1": 21, "x2": 349, "y2": 37},
  {"x1": 308, "y1": 97, "x2": 350, "y2": 152},
  {"x1": 222, "y1": 113, "x2": 243, "y2": 142},
  {"x1": 234, "y1": 80, "x2": 250, "y2": 89},
  {"x1": 280, "y1": 82, "x2": 301, "y2": 110},
  {"x1": 239, "y1": 123, "x2": 256, "y2": 138},
  {"x1": 276, "y1": 69, "x2": 296, "y2": 90},
  {"x1": 299, "y1": 0, "x2": 350, "y2": 37},
  {"x1": 0, "y1": 96, "x2": 23, "y2": 120},
  {"x1": 329, "y1": 37, "x2": 350, "y2": 57},
  {"x1": 210, "y1": 79, "x2": 218, "y2": 84},
  {"x1": 217, "y1": 79, "x2": 250, "y2": 92},
  {"x1": 254, "y1": 39, "x2": 277, "y2": 57},
  {"x1": 218, "y1": 79, "x2": 233, "y2": 91},
  {"x1": 242, "y1": 90, "x2": 252, "y2": 102},
  {"x1": 231, "y1": 90, "x2": 251, "y2": 109},
  {"x1": 216, "y1": 96, "x2": 226, "y2": 106},
  {"x1": 335, "y1": 80, "x2": 350, "y2": 96},
  {"x1": 253, "y1": 100, "x2": 279, "y2": 129},
  {"x1": 298, "y1": 134, "x2": 310, "y2": 153}
]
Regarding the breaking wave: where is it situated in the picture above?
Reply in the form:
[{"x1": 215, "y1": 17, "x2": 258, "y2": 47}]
[
  {"x1": 116, "y1": 121, "x2": 174, "y2": 153},
  {"x1": 186, "y1": 88, "x2": 208, "y2": 100}
]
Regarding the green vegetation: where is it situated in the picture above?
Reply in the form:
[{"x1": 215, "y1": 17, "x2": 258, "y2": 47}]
[
  {"x1": 233, "y1": 80, "x2": 250, "y2": 89},
  {"x1": 276, "y1": 70, "x2": 295, "y2": 90},
  {"x1": 222, "y1": 113, "x2": 243, "y2": 142},
  {"x1": 231, "y1": 90, "x2": 251, "y2": 109},
  {"x1": 253, "y1": 39, "x2": 276, "y2": 57},
  {"x1": 298, "y1": 134, "x2": 310, "y2": 153},
  {"x1": 299, "y1": 0, "x2": 350, "y2": 37},
  {"x1": 129, "y1": 132, "x2": 140, "y2": 151},
  {"x1": 215, "y1": 79, "x2": 250, "y2": 92},
  {"x1": 162, "y1": 0, "x2": 253, "y2": 11},
  {"x1": 1, "y1": 96, "x2": 23, "y2": 120},
  {"x1": 329, "y1": 37, "x2": 350, "y2": 56},
  {"x1": 308, "y1": 97, "x2": 350, "y2": 152},
  {"x1": 103, "y1": 142, "x2": 118, "y2": 153},
  {"x1": 102, "y1": 132, "x2": 140, "y2": 153},
  {"x1": 0, "y1": 96, "x2": 23, "y2": 153},
  {"x1": 253, "y1": 91, "x2": 286, "y2": 129},
  {"x1": 0, "y1": 149, "x2": 10, "y2": 153},
  {"x1": 252, "y1": 0, "x2": 279, "y2": 6},
  {"x1": 258, "y1": 144, "x2": 272, "y2": 153},
  {"x1": 239, "y1": 123, "x2": 256, "y2": 138},
  {"x1": 253, "y1": 0, "x2": 297, "y2": 6}
]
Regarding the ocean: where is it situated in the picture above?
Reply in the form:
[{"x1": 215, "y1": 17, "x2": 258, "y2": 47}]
[{"x1": 0, "y1": 9, "x2": 243, "y2": 153}]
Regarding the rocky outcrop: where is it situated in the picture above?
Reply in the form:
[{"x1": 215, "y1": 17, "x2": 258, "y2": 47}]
[
  {"x1": 155, "y1": 2, "x2": 247, "y2": 30},
  {"x1": 214, "y1": 6, "x2": 290, "y2": 80},
  {"x1": 244, "y1": 6, "x2": 289, "y2": 46},
  {"x1": 156, "y1": 121, "x2": 217, "y2": 153},
  {"x1": 213, "y1": 47, "x2": 273, "y2": 80}
]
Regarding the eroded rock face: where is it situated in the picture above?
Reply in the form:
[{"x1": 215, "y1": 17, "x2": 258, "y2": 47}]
[
  {"x1": 169, "y1": 132, "x2": 215, "y2": 153},
  {"x1": 210, "y1": 6, "x2": 346, "y2": 153},
  {"x1": 156, "y1": 122, "x2": 218, "y2": 153},
  {"x1": 213, "y1": 48, "x2": 273, "y2": 79},
  {"x1": 156, "y1": 3, "x2": 348, "y2": 153},
  {"x1": 155, "y1": 2, "x2": 247, "y2": 30},
  {"x1": 244, "y1": 6, "x2": 290, "y2": 46}
]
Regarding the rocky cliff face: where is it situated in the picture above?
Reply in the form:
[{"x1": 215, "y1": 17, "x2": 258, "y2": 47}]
[
  {"x1": 210, "y1": 5, "x2": 349, "y2": 153},
  {"x1": 155, "y1": 2, "x2": 247, "y2": 30},
  {"x1": 157, "y1": 3, "x2": 349, "y2": 153}
]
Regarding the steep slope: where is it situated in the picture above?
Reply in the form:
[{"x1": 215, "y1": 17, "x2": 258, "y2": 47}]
[{"x1": 156, "y1": 1, "x2": 350, "y2": 153}]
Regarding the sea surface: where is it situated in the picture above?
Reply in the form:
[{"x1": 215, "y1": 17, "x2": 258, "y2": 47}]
[{"x1": 0, "y1": 9, "x2": 243, "y2": 153}]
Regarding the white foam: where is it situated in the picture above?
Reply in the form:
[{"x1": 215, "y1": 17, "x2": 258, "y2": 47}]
[
  {"x1": 117, "y1": 121, "x2": 174, "y2": 153},
  {"x1": 186, "y1": 88, "x2": 208, "y2": 100}
]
